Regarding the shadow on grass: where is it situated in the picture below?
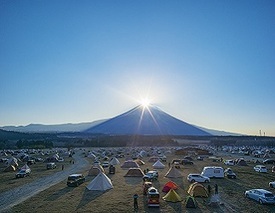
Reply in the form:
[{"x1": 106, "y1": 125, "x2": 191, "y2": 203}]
[
  {"x1": 45, "y1": 186, "x2": 74, "y2": 201},
  {"x1": 124, "y1": 177, "x2": 142, "y2": 185},
  {"x1": 76, "y1": 188, "x2": 106, "y2": 210},
  {"x1": 166, "y1": 201, "x2": 183, "y2": 212}
]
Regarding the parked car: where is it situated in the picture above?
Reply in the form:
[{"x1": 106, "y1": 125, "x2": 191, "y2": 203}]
[
  {"x1": 187, "y1": 174, "x2": 210, "y2": 183},
  {"x1": 102, "y1": 161, "x2": 109, "y2": 168},
  {"x1": 224, "y1": 168, "x2": 237, "y2": 179},
  {"x1": 67, "y1": 174, "x2": 85, "y2": 187},
  {"x1": 254, "y1": 165, "x2": 267, "y2": 173},
  {"x1": 46, "y1": 162, "x2": 57, "y2": 169},
  {"x1": 147, "y1": 187, "x2": 160, "y2": 207},
  {"x1": 245, "y1": 189, "x2": 275, "y2": 204},
  {"x1": 224, "y1": 160, "x2": 235, "y2": 166},
  {"x1": 143, "y1": 171, "x2": 158, "y2": 181},
  {"x1": 16, "y1": 169, "x2": 31, "y2": 178},
  {"x1": 143, "y1": 181, "x2": 153, "y2": 195},
  {"x1": 197, "y1": 156, "x2": 204, "y2": 161},
  {"x1": 263, "y1": 159, "x2": 275, "y2": 164},
  {"x1": 27, "y1": 160, "x2": 35, "y2": 165},
  {"x1": 269, "y1": 181, "x2": 275, "y2": 188},
  {"x1": 181, "y1": 159, "x2": 194, "y2": 165}
]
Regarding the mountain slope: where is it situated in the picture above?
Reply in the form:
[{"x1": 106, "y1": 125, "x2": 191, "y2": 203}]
[
  {"x1": 85, "y1": 105, "x2": 211, "y2": 136},
  {"x1": 0, "y1": 120, "x2": 105, "y2": 133}
]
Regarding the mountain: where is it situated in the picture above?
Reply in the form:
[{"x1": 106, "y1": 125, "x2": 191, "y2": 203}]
[
  {"x1": 0, "y1": 120, "x2": 105, "y2": 133},
  {"x1": 85, "y1": 105, "x2": 211, "y2": 136},
  {"x1": 196, "y1": 126, "x2": 243, "y2": 136}
]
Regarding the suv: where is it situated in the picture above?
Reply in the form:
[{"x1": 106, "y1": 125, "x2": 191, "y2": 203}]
[
  {"x1": 16, "y1": 169, "x2": 31, "y2": 178},
  {"x1": 187, "y1": 174, "x2": 210, "y2": 183},
  {"x1": 143, "y1": 171, "x2": 158, "y2": 181},
  {"x1": 67, "y1": 174, "x2": 85, "y2": 187},
  {"x1": 46, "y1": 162, "x2": 57, "y2": 170}
]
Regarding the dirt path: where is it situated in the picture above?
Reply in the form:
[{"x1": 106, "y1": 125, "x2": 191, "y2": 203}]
[{"x1": 0, "y1": 151, "x2": 90, "y2": 213}]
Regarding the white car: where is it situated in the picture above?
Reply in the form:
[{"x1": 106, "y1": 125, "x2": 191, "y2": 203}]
[
  {"x1": 245, "y1": 189, "x2": 275, "y2": 204},
  {"x1": 269, "y1": 181, "x2": 275, "y2": 188},
  {"x1": 224, "y1": 160, "x2": 235, "y2": 166},
  {"x1": 254, "y1": 165, "x2": 267, "y2": 173},
  {"x1": 187, "y1": 174, "x2": 210, "y2": 183}
]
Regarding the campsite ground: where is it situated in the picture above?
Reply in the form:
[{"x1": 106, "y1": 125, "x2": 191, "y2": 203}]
[{"x1": 1, "y1": 147, "x2": 275, "y2": 213}]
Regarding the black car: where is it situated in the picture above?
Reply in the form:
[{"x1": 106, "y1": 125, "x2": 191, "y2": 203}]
[
  {"x1": 181, "y1": 159, "x2": 194, "y2": 165},
  {"x1": 67, "y1": 174, "x2": 85, "y2": 187},
  {"x1": 224, "y1": 168, "x2": 237, "y2": 179},
  {"x1": 263, "y1": 159, "x2": 275, "y2": 164}
]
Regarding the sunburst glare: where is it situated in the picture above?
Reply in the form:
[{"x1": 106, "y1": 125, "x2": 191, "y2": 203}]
[{"x1": 140, "y1": 98, "x2": 151, "y2": 108}]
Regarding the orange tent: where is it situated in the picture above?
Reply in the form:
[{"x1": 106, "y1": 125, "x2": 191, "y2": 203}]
[{"x1": 162, "y1": 181, "x2": 178, "y2": 193}]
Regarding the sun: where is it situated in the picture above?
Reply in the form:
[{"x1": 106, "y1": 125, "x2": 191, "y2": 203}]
[{"x1": 140, "y1": 98, "x2": 151, "y2": 108}]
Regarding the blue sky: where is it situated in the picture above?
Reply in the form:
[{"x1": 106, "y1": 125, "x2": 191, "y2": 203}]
[{"x1": 1, "y1": 0, "x2": 274, "y2": 136}]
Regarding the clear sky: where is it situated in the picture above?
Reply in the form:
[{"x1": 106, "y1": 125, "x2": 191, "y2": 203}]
[{"x1": 1, "y1": 0, "x2": 275, "y2": 136}]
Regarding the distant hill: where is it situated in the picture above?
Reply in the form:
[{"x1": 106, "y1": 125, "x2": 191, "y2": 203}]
[
  {"x1": 85, "y1": 105, "x2": 211, "y2": 136},
  {"x1": 195, "y1": 126, "x2": 243, "y2": 136},
  {"x1": 0, "y1": 120, "x2": 105, "y2": 133}
]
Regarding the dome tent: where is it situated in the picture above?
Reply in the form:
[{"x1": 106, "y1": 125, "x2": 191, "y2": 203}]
[{"x1": 187, "y1": 182, "x2": 208, "y2": 197}]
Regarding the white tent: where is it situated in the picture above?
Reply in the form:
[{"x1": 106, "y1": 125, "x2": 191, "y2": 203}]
[
  {"x1": 109, "y1": 157, "x2": 120, "y2": 165},
  {"x1": 153, "y1": 160, "x2": 165, "y2": 169},
  {"x1": 86, "y1": 172, "x2": 113, "y2": 191},
  {"x1": 20, "y1": 164, "x2": 31, "y2": 171}
]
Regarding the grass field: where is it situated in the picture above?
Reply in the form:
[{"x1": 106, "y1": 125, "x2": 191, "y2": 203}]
[
  {"x1": 3, "y1": 149, "x2": 275, "y2": 213},
  {"x1": 0, "y1": 154, "x2": 72, "y2": 193}
]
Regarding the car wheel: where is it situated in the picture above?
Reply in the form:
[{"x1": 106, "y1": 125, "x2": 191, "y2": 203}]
[
  {"x1": 259, "y1": 199, "x2": 263, "y2": 205},
  {"x1": 205, "y1": 180, "x2": 209, "y2": 183},
  {"x1": 191, "y1": 179, "x2": 195, "y2": 183}
]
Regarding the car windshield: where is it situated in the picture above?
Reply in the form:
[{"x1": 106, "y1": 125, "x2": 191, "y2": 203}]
[
  {"x1": 68, "y1": 176, "x2": 78, "y2": 180},
  {"x1": 265, "y1": 193, "x2": 274, "y2": 198},
  {"x1": 148, "y1": 194, "x2": 159, "y2": 198}
]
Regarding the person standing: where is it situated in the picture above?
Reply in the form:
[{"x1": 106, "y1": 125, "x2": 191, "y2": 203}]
[
  {"x1": 215, "y1": 184, "x2": 218, "y2": 194},
  {"x1": 133, "y1": 194, "x2": 139, "y2": 210}
]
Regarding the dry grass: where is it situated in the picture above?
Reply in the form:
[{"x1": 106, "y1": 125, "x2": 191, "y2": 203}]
[
  {"x1": 0, "y1": 155, "x2": 72, "y2": 192},
  {"x1": 8, "y1": 151, "x2": 275, "y2": 213}
]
